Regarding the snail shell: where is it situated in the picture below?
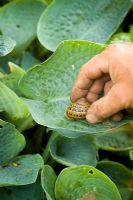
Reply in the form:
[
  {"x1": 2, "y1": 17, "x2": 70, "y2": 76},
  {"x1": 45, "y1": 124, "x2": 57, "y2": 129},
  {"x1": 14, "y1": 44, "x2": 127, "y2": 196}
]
[{"x1": 65, "y1": 99, "x2": 90, "y2": 120}]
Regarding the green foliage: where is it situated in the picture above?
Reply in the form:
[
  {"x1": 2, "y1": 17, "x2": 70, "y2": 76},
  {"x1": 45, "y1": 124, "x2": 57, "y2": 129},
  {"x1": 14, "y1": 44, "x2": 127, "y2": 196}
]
[
  {"x1": 0, "y1": 35, "x2": 16, "y2": 56},
  {"x1": 96, "y1": 125, "x2": 133, "y2": 151},
  {"x1": 37, "y1": 0, "x2": 131, "y2": 51},
  {"x1": 0, "y1": 119, "x2": 26, "y2": 166},
  {"x1": 50, "y1": 133, "x2": 98, "y2": 166},
  {"x1": 19, "y1": 41, "x2": 132, "y2": 137},
  {"x1": 1, "y1": 62, "x2": 25, "y2": 96},
  {"x1": 0, "y1": 154, "x2": 44, "y2": 186},
  {"x1": 0, "y1": 81, "x2": 33, "y2": 131},
  {"x1": 0, "y1": 180, "x2": 44, "y2": 200},
  {"x1": 97, "y1": 161, "x2": 133, "y2": 200},
  {"x1": 0, "y1": 0, "x2": 46, "y2": 55},
  {"x1": 55, "y1": 165, "x2": 122, "y2": 200},
  {"x1": 41, "y1": 165, "x2": 57, "y2": 200},
  {"x1": 0, "y1": 0, "x2": 133, "y2": 199},
  {"x1": 19, "y1": 41, "x2": 105, "y2": 101}
]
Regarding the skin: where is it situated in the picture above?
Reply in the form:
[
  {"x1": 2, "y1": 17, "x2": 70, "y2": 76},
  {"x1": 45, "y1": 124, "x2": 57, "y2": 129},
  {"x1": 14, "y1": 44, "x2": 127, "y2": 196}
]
[{"x1": 70, "y1": 43, "x2": 133, "y2": 124}]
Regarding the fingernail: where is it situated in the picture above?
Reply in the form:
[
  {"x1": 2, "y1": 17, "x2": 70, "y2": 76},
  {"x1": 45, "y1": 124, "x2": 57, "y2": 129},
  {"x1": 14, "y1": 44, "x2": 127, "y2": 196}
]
[{"x1": 86, "y1": 114, "x2": 100, "y2": 124}]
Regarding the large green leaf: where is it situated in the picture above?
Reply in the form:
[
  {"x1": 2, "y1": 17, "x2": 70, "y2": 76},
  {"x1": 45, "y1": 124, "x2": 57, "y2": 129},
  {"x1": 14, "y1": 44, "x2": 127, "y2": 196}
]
[
  {"x1": 0, "y1": 154, "x2": 44, "y2": 186},
  {"x1": 0, "y1": 35, "x2": 16, "y2": 56},
  {"x1": 0, "y1": 179, "x2": 44, "y2": 200},
  {"x1": 19, "y1": 41, "x2": 133, "y2": 137},
  {"x1": 0, "y1": 120, "x2": 26, "y2": 166},
  {"x1": 55, "y1": 165, "x2": 122, "y2": 200},
  {"x1": 37, "y1": 0, "x2": 131, "y2": 51},
  {"x1": 97, "y1": 161, "x2": 133, "y2": 200},
  {"x1": 41, "y1": 165, "x2": 57, "y2": 200},
  {"x1": 0, "y1": 0, "x2": 46, "y2": 55},
  {"x1": 0, "y1": 81, "x2": 34, "y2": 131},
  {"x1": 50, "y1": 133, "x2": 98, "y2": 166},
  {"x1": 95, "y1": 124, "x2": 133, "y2": 151}
]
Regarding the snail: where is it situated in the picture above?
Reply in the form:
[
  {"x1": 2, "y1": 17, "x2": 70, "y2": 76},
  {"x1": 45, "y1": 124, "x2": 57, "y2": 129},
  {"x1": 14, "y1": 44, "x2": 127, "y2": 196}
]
[{"x1": 65, "y1": 98, "x2": 90, "y2": 120}]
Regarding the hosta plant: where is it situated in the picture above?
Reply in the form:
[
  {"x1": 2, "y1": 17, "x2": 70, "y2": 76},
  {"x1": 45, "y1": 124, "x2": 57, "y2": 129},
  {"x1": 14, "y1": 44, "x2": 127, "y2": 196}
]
[{"x1": 0, "y1": 0, "x2": 133, "y2": 199}]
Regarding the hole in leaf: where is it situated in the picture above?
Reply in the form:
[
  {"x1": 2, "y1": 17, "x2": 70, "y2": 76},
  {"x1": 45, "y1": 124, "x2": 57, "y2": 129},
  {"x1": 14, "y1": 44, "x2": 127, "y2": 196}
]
[
  {"x1": 89, "y1": 169, "x2": 93, "y2": 174},
  {"x1": 16, "y1": 24, "x2": 20, "y2": 28}
]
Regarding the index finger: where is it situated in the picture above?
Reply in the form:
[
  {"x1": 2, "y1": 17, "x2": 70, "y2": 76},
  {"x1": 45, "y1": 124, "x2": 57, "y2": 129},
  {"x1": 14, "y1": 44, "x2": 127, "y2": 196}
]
[{"x1": 70, "y1": 51, "x2": 110, "y2": 102}]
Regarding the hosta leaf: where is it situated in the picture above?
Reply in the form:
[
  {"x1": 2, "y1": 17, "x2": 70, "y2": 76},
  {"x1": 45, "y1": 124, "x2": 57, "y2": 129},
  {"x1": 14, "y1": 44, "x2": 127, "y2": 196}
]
[
  {"x1": 37, "y1": 0, "x2": 131, "y2": 51},
  {"x1": 50, "y1": 133, "x2": 98, "y2": 166},
  {"x1": 97, "y1": 161, "x2": 133, "y2": 200},
  {"x1": 20, "y1": 52, "x2": 40, "y2": 70},
  {"x1": 0, "y1": 35, "x2": 15, "y2": 56},
  {"x1": 0, "y1": 120, "x2": 26, "y2": 166},
  {"x1": 1, "y1": 62, "x2": 25, "y2": 96},
  {"x1": 41, "y1": 165, "x2": 57, "y2": 200},
  {"x1": 0, "y1": 81, "x2": 33, "y2": 131},
  {"x1": 95, "y1": 124, "x2": 133, "y2": 151},
  {"x1": 0, "y1": 179, "x2": 43, "y2": 200},
  {"x1": 19, "y1": 41, "x2": 133, "y2": 137},
  {"x1": 0, "y1": 0, "x2": 46, "y2": 55},
  {"x1": 0, "y1": 154, "x2": 44, "y2": 186},
  {"x1": 107, "y1": 32, "x2": 132, "y2": 44},
  {"x1": 20, "y1": 41, "x2": 105, "y2": 100},
  {"x1": 55, "y1": 165, "x2": 121, "y2": 200}
]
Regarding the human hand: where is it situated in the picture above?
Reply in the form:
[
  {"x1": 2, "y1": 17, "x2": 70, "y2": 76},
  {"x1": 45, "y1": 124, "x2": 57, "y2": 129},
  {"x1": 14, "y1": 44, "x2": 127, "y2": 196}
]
[{"x1": 70, "y1": 43, "x2": 133, "y2": 123}]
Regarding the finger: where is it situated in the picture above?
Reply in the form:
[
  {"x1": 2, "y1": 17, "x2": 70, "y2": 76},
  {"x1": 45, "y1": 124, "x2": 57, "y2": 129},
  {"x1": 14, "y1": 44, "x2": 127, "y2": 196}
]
[
  {"x1": 104, "y1": 80, "x2": 113, "y2": 94},
  {"x1": 71, "y1": 51, "x2": 110, "y2": 102},
  {"x1": 86, "y1": 74, "x2": 110, "y2": 103},
  {"x1": 86, "y1": 85, "x2": 124, "y2": 123},
  {"x1": 104, "y1": 81, "x2": 123, "y2": 122}
]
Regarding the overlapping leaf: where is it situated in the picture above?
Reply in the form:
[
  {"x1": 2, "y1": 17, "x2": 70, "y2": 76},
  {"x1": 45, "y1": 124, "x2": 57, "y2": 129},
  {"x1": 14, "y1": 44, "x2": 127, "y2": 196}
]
[
  {"x1": 0, "y1": 81, "x2": 33, "y2": 131},
  {"x1": 50, "y1": 133, "x2": 98, "y2": 166},
  {"x1": 0, "y1": 154, "x2": 44, "y2": 186},
  {"x1": 19, "y1": 41, "x2": 133, "y2": 137},
  {"x1": 41, "y1": 165, "x2": 57, "y2": 200},
  {"x1": 0, "y1": 0, "x2": 46, "y2": 55},
  {"x1": 37, "y1": 0, "x2": 131, "y2": 51},
  {"x1": 97, "y1": 161, "x2": 133, "y2": 200},
  {"x1": 55, "y1": 165, "x2": 122, "y2": 200},
  {"x1": 0, "y1": 35, "x2": 15, "y2": 56},
  {"x1": 0, "y1": 120, "x2": 26, "y2": 166},
  {"x1": 95, "y1": 124, "x2": 133, "y2": 151},
  {"x1": 0, "y1": 179, "x2": 44, "y2": 200},
  {"x1": 1, "y1": 62, "x2": 25, "y2": 96}
]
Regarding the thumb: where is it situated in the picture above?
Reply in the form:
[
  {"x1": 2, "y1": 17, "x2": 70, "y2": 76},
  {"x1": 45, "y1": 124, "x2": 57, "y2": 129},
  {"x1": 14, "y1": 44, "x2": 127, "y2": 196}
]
[{"x1": 86, "y1": 85, "x2": 124, "y2": 123}]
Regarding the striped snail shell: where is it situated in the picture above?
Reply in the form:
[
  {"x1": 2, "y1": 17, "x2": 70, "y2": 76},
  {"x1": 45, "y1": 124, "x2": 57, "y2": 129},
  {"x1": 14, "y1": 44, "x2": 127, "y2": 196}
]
[{"x1": 65, "y1": 98, "x2": 90, "y2": 120}]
